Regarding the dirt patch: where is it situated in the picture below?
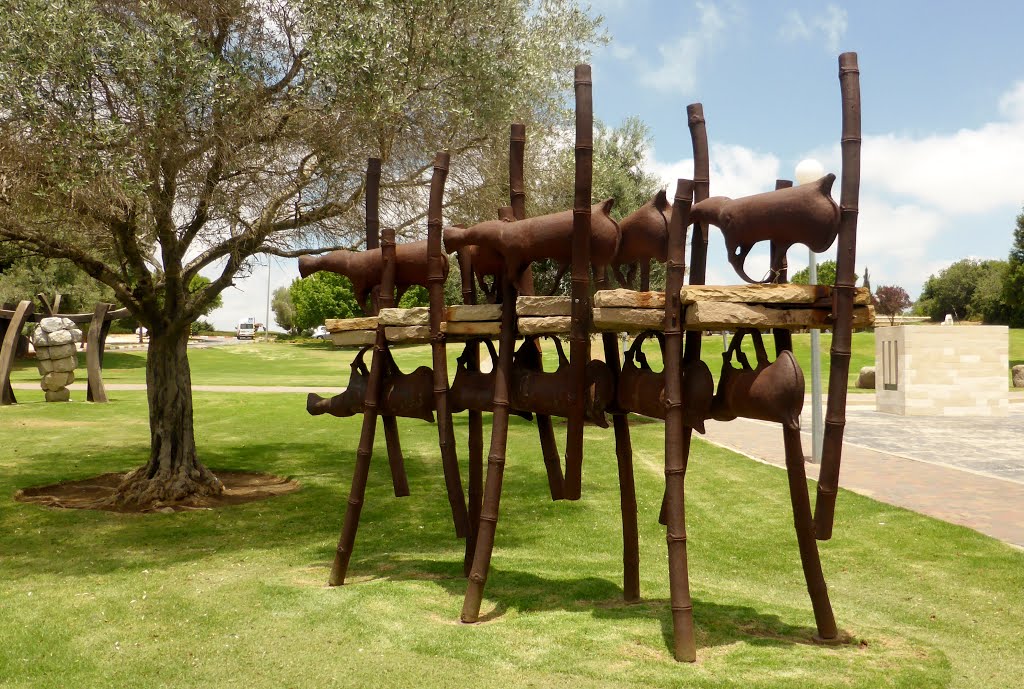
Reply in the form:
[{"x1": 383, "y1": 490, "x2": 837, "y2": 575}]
[{"x1": 14, "y1": 471, "x2": 300, "y2": 513}]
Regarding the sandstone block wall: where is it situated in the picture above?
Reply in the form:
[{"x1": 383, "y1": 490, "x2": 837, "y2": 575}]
[{"x1": 875, "y1": 325, "x2": 1009, "y2": 417}]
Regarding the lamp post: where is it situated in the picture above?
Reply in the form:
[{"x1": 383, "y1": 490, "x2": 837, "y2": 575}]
[{"x1": 795, "y1": 158, "x2": 825, "y2": 463}]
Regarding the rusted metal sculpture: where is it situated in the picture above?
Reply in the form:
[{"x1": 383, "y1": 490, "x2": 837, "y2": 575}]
[
  {"x1": 427, "y1": 152, "x2": 470, "y2": 539},
  {"x1": 328, "y1": 225, "x2": 400, "y2": 587},
  {"x1": 689, "y1": 174, "x2": 840, "y2": 283},
  {"x1": 815, "y1": 52, "x2": 862, "y2": 541},
  {"x1": 305, "y1": 346, "x2": 435, "y2": 422},
  {"x1": 303, "y1": 53, "x2": 862, "y2": 662},
  {"x1": 612, "y1": 189, "x2": 672, "y2": 287},
  {"x1": 443, "y1": 199, "x2": 619, "y2": 282},
  {"x1": 298, "y1": 240, "x2": 448, "y2": 313}
]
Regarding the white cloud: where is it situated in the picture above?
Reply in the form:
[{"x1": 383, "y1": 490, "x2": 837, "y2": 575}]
[
  {"x1": 645, "y1": 142, "x2": 780, "y2": 200},
  {"x1": 630, "y1": 2, "x2": 730, "y2": 95},
  {"x1": 998, "y1": 81, "x2": 1024, "y2": 119},
  {"x1": 779, "y1": 4, "x2": 847, "y2": 52}
]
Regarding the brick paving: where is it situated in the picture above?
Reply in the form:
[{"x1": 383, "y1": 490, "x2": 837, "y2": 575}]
[{"x1": 700, "y1": 404, "x2": 1024, "y2": 548}]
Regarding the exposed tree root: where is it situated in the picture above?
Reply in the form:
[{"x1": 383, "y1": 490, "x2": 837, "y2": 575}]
[{"x1": 92, "y1": 460, "x2": 224, "y2": 511}]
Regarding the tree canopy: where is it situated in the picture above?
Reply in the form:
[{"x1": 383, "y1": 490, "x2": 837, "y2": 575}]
[
  {"x1": 873, "y1": 284, "x2": 912, "y2": 326},
  {"x1": 0, "y1": 0, "x2": 605, "y2": 507},
  {"x1": 916, "y1": 258, "x2": 1008, "y2": 323},
  {"x1": 1002, "y1": 207, "x2": 1024, "y2": 327},
  {"x1": 791, "y1": 259, "x2": 856, "y2": 288}
]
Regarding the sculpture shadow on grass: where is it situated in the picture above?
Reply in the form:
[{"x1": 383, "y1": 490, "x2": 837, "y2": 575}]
[{"x1": 370, "y1": 558, "x2": 844, "y2": 655}]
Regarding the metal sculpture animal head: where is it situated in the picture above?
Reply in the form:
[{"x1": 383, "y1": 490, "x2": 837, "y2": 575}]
[{"x1": 689, "y1": 174, "x2": 840, "y2": 283}]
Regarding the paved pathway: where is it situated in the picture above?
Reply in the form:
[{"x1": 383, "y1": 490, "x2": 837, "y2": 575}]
[{"x1": 701, "y1": 406, "x2": 1024, "y2": 548}]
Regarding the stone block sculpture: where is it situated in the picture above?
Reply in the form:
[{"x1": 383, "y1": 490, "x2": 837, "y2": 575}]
[{"x1": 31, "y1": 317, "x2": 83, "y2": 402}]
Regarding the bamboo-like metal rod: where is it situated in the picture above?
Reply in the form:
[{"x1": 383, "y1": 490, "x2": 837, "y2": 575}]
[
  {"x1": 328, "y1": 227, "x2": 398, "y2": 586},
  {"x1": 770, "y1": 179, "x2": 794, "y2": 357},
  {"x1": 563, "y1": 64, "x2": 593, "y2": 501},
  {"x1": 509, "y1": 122, "x2": 564, "y2": 501},
  {"x1": 663, "y1": 179, "x2": 697, "y2": 662},
  {"x1": 365, "y1": 157, "x2": 410, "y2": 498},
  {"x1": 459, "y1": 250, "x2": 484, "y2": 577},
  {"x1": 461, "y1": 274, "x2": 518, "y2": 622},
  {"x1": 815, "y1": 52, "x2": 861, "y2": 540},
  {"x1": 783, "y1": 426, "x2": 838, "y2": 640},
  {"x1": 660, "y1": 103, "x2": 710, "y2": 527},
  {"x1": 427, "y1": 151, "x2": 469, "y2": 539},
  {"x1": 592, "y1": 262, "x2": 639, "y2": 602}
]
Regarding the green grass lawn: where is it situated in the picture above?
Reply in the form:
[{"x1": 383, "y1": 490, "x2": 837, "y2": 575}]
[{"x1": 1, "y1": 392, "x2": 1022, "y2": 688}]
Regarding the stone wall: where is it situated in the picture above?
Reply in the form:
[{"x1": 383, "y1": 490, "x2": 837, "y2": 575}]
[{"x1": 875, "y1": 325, "x2": 1009, "y2": 417}]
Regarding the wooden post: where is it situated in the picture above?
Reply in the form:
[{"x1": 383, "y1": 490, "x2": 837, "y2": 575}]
[
  {"x1": 86, "y1": 302, "x2": 112, "y2": 403},
  {"x1": 1, "y1": 300, "x2": 34, "y2": 405},
  {"x1": 815, "y1": 52, "x2": 861, "y2": 540},
  {"x1": 509, "y1": 122, "x2": 564, "y2": 501},
  {"x1": 563, "y1": 64, "x2": 593, "y2": 501},
  {"x1": 427, "y1": 151, "x2": 469, "y2": 539},
  {"x1": 663, "y1": 179, "x2": 697, "y2": 662}
]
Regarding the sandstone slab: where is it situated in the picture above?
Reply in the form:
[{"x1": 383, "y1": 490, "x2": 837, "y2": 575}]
[
  {"x1": 684, "y1": 302, "x2": 874, "y2": 330},
  {"x1": 593, "y1": 289, "x2": 666, "y2": 309},
  {"x1": 446, "y1": 304, "x2": 501, "y2": 322},
  {"x1": 518, "y1": 316, "x2": 572, "y2": 335},
  {"x1": 516, "y1": 296, "x2": 571, "y2": 317},
  {"x1": 592, "y1": 308, "x2": 663, "y2": 332},
  {"x1": 378, "y1": 308, "x2": 429, "y2": 326},
  {"x1": 329, "y1": 330, "x2": 376, "y2": 347},
  {"x1": 325, "y1": 316, "x2": 378, "y2": 332},
  {"x1": 679, "y1": 284, "x2": 871, "y2": 306}
]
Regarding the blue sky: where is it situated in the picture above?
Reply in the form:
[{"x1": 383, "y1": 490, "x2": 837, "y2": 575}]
[{"x1": 209, "y1": 0, "x2": 1024, "y2": 330}]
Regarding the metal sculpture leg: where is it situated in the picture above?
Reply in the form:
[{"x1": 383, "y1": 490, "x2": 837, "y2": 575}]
[
  {"x1": 328, "y1": 340, "x2": 388, "y2": 587},
  {"x1": 464, "y1": 342, "x2": 485, "y2": 577},
  {"x1": 782, "y1": 425, "x2": 838, "y2": 640},
  {"x1": 461, "y1": 279, "x2": 516, "y2": 622},
  {"x1": 613, "y1": 412, "x2": 640, "y2": 602},
  {"x1": 665, "y1": 429, "x2": 696, "y2": 662},
  {"x1": 381, "y1": 416, "x2": 410, "y2": 497}
]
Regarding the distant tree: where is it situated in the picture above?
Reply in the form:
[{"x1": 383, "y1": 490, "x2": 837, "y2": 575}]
[
  {"x1": 791, "y1": 259, "x2": 856, "y2": 287},
  {"x1": 398, "y1": 286, "x2": 430, "y2": 308},
  {"x1": 861, "y1": 266, "x2": 872, "y2": 296},
  {"x1": 917, "y1": 258, "x2": 1008, "y2": 322},
  {"x1": 1002, "y1": 207, "x2": 1024, "y2": 327},
  {"x1": 874, "y1": 285, "x2": 912, "y2": 325},
  {"x1": 289, "y1": 274, "x2": 360, "y2": 332},
  {"x1": 0, "y1": 254, "x2": 114, "y2": 312},
  {"x1": 271, "y1": 286, "x2": 297, "y2": 334}
]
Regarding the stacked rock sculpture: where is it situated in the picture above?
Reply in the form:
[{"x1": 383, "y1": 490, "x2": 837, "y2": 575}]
[{"x1": 31, "y1": 317, "x2": 83, "y2": 402}]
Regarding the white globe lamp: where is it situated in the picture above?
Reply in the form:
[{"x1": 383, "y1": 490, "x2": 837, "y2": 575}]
[{"x1": 795, "y1": 158, "x2": 826, "y2": 186}]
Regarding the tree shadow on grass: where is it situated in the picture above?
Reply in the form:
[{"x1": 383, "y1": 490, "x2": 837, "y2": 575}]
[{"x1": 374, "y1": 558, "x2": 844, "y2": 656}]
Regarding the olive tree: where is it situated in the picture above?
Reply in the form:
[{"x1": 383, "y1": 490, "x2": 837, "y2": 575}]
[{"x1": 0, "y1": 0, "x2": 602, "y2": 507}]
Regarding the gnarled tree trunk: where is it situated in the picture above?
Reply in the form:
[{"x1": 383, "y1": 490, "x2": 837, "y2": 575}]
[{"x1": 103, "y1": 325, "x2": 223, "y2": 509}]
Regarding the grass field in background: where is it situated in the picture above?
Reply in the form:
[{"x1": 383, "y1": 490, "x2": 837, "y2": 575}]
[{"x1": 2, "y1": 392, "x2": 1023, "y2": 688}]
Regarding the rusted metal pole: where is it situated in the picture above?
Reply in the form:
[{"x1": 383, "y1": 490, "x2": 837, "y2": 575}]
[
  {"x1": 509, "y1": 122, "x2": 564, "y2": 501},
  {"x1": 427, "y1": 151, "x2": 469, "y2": 539},
  {"x1": 461, "y1": 272, "x2": 517, "y2": 622},
  {"x1": 593, "y1": 265, "x2": 639, "y2": 601},
  {"x1": 563, "y1": 64, "x2": 593, "y2": 501},
  {"x1": 659, "y1": 103, "x2": 710, "y2": 527},
  {"x1": 815, "y1": 52, "x2": 861, "y2": 540},
  {"x1": 663, "y1": 179, "x2": 697, "y2": 662},
  {"x1": 770, "y1": 180, "x2": 794, "y2": 357},
  {"x1": 328, "y1": 228, "x2": 398, "y2": 587},
  {"x1": 365, "y1": 157, "x2": 410, "y2": 498},
  {"x1": 783, "y1": 425, "x2": 838, "y2": 640},
  {"x1": 459, "y1": 250, "x2": 484, "y2": 577}
]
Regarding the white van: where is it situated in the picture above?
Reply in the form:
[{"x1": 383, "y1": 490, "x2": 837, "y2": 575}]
[{"x1": 236, "y1": 318, "x2": 256, "y2": 340}]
